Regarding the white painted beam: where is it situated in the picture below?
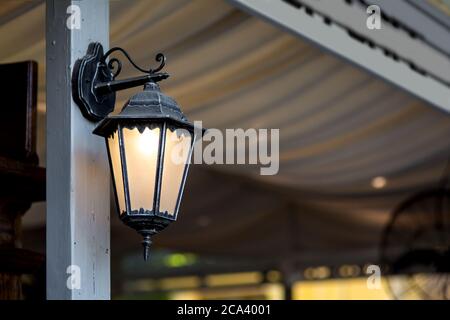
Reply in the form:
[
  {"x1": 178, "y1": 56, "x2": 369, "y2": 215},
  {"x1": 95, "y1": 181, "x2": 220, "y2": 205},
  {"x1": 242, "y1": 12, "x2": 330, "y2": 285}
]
[
  {"x1": 46, "y1": 0, "x2": 110, "y2": 299},
  {"x1": 370, "y1": 0, "x2": 450, "y2": 55},
  {"x1": 228, "y1": 0, "x2": 450, "y2": 112},
  {"x1": 300, "y1": 0, "x2": 450, "y2": 84}
]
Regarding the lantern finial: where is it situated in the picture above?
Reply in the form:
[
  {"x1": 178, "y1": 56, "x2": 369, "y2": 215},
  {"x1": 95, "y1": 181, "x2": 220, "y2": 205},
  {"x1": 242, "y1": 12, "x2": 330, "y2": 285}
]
[{"x1": 142, "y1": 234, "x2": 152, "y2": 261}]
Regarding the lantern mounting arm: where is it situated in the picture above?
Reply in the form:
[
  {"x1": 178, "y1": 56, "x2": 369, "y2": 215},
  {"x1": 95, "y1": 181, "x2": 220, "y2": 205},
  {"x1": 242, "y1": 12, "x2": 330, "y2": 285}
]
[
  {"x1": 94, "y1": 73, "x2": 169, "y2": 95},
  {"x1": 72, "y1": 42, "x2": 169, "y2": 121}
]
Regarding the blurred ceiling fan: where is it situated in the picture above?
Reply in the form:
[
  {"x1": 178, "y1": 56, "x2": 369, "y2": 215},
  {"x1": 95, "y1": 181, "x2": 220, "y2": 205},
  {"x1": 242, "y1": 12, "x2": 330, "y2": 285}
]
[{"x1": 380, "y1": 163, "x2": 450, "y2": 300}]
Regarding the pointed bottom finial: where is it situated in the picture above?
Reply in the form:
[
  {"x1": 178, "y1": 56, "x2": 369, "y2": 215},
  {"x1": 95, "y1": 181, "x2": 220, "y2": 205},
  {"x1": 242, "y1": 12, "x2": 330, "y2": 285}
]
[{"x1": 142, "y1": 235, "x2": 152, "y2": 261}]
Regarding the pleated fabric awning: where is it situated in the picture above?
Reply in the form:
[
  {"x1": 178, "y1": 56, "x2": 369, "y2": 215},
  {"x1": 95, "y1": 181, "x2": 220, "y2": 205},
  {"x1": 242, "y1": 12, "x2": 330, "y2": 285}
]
[{"x1": 2, "y1": 0, "x2": 450, "y2": 264}]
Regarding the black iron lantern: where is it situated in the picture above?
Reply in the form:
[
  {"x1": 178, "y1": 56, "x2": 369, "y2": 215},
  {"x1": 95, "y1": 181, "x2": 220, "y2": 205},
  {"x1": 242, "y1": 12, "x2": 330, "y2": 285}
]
[{"x1": 72, "y1": 43, "x2": 200, "y2": 260}]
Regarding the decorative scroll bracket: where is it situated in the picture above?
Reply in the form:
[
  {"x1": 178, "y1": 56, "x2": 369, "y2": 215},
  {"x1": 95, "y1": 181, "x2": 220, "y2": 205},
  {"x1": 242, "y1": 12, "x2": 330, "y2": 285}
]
[{"x1": 72, "y1": 42, "x2": 169, "y2": 121}]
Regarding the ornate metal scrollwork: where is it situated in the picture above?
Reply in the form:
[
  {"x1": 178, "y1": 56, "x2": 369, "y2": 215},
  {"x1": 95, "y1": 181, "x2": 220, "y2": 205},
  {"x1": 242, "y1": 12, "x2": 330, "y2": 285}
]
[
  {"x1": 101, "y1": 47, "x2": 166, "y2": 79},
  {"x1": 72, "y1": 42, "x2": 169, "y2": 121}
]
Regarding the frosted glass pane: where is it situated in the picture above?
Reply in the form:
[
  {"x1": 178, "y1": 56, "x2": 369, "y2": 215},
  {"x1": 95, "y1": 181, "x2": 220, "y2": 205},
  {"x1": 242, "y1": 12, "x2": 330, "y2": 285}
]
[
  {"x1": 123, "y1": 126, "x2": 160, "y2": 213},
  {"x1": 108, "y1": 131, "x2": 126, "y2": 214},
  {"x1": 160, "y1": 128, "x2": 192, "y2": 216}
]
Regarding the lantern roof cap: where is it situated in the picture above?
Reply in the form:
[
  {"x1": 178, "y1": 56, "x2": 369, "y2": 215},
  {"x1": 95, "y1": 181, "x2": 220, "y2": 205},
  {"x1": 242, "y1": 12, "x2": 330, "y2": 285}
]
[{"x1": 93, "y1": 81, "x2": 194, "y2": 137}]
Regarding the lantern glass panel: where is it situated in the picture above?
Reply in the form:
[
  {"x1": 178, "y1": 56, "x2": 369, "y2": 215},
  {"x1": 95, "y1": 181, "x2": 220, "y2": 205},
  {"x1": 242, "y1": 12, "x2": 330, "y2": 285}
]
[
  {"x1": 122, "y1": 125, "x2": 161, "y2": 214},
  {"x1": 159, "y1": 127, "x2": 193, "y2": 216},
  {"x1": 108, "y1": 130, "x2": 126, "y2": 214}
]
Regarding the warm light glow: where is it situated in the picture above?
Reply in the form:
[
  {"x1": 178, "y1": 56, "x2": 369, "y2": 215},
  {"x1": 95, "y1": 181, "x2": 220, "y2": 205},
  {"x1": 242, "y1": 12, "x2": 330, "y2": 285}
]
[
  {"x1": 304, "y1": 266, "x2": 331, "y2": 280},
  {"x1": 293, "y1": 278, "x2": 391, "y2": 300},
  {"x1": 138, "y1": 128, "x2": 160, "y2": 155},
  {"x1": 266, "y1": 270, "x2": 282, "y2": 282},
  {"x1": 159, "y1": 128, "x2": 192, "y2": 215},
  {"x1": 169, "y1": 283, "x2": 284, "y2": 300},
  {"x1": 371, "y1": 176, "x2": 387, "y2": 189},
  {"x1": 205, "y1": 272, "x2": 263, "y2": 287},
  {"x1": 108, "y1": 131, "x2": 126, "y2": 214},
  {"x1": 123, "y1": 126, "x2": 161, "y2": 211},
  {"x1": 339, "y1": 265, "x2": 361, "y2": 277},
  {"x1": 158, "y1": 276, "x2": 202, "y2": 290}
]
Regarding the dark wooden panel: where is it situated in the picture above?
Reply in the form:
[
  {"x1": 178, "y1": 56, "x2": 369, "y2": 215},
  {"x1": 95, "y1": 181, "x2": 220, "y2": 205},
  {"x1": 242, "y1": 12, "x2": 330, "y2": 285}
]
[
  {"x1": 0, "y1": 60, "x2": 42, "y2": 299},
  {"x1": 0, "y1": 273, "x2": 21, "y2": 299},
  {"x1": 0, "y1": 61, "x2": 38, "y2": 163},
  {"x1": 0, "y1": 156, "x2": 45, "y2": 202},
  {"x1": 0, "y1": 248, "x2": 45, "y2": 274}
]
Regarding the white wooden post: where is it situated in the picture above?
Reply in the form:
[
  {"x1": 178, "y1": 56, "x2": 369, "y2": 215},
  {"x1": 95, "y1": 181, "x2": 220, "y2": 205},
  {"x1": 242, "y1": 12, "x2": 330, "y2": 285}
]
[{"x1": 46, "y1": 0, "x2": 110, "y2": 299}]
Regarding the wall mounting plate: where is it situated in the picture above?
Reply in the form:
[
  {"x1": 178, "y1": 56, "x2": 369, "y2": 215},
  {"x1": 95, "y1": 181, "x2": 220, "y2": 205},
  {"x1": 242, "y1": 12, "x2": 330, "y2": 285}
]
[{"x1": 72, "y1": 42, "x2": 115, "y2": 121}]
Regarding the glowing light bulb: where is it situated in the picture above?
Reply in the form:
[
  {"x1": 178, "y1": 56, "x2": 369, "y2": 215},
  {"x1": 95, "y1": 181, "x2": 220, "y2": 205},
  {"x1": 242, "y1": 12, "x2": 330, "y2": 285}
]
[{"x1": 138, "y1": 129, "x2": 159, "y2": 155}]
